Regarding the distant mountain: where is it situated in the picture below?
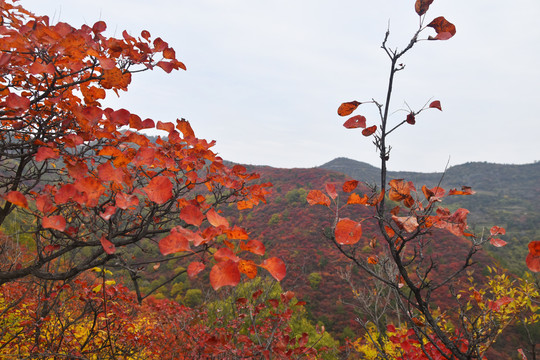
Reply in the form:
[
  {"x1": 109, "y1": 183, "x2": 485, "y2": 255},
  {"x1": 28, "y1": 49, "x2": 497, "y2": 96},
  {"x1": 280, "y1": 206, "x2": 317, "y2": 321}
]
[{"x1": 320, "y1": 158, "x2": 540, "y2": 274}]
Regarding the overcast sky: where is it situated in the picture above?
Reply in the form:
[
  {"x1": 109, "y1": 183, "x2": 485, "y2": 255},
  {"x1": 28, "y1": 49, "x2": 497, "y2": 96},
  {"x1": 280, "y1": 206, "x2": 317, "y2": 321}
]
[{"x1": 22, "y1": 0, "x2": 540, "y2": 172}]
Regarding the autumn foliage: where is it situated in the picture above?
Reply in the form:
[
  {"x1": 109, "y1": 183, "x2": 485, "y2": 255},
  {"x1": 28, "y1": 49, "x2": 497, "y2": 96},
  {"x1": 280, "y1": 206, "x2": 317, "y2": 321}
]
[
  {"x1": 0, "y1": 0, "x2": 284, "y2": 293},
  {"x1": 308, "y1": 1, "x2": 539, "y2": 359}
]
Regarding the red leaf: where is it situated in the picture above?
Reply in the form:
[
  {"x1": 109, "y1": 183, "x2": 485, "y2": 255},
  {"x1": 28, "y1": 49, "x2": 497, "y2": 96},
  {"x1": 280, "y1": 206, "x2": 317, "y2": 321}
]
[
  {"x1": 4, "y1": 191, "x2": 28, "y2": 208},
  {"x1": 260, "y1": 257, "x2": 286, "y2": 281},
  {"x1": 214, "y1": 247, "x2": 240, "y2": 263},
  {"x1": 526, "y1": 252, "x2": 540, "y2": 273},
  {"x1": 141, "y1": 30, "x2": 151, "y2": 40},
  {"x1": 342, "y1": 180, "x2": 359, "y2": 193},
  {"x1": 415, "y1": 0, "x2": 434, "y2": 15},
  {"x1": 306, "y1": 190, "x2": 331, "y2": 206},
  {"x1": 42, "y1": 215, "x2": 66, "y2": 232},
  {"x1": 337, "y1": 101, "x2": 361, "y2": 116},
  {"x1": 97, "y1": 161, "x2": 124, "y2": 184},
  {"x1": 35, "y1": 147, "x2": 59, "y2": 162},
  {"x1": 144, "y1": 176, "x2": 173, "y2": 204},
  {"x1": 156, "y1": 61, "x2": 175, "y2": 73},
  {"x1": 115, "y1": 192, "x2": 139, "y2": 209},
  {"x1": 429, "y1": 100, "x2": 442, "y2": 111},
  {"x1": 335, "y1": 218, "x2": 362, "y2": 245},
  {"x1": 406, "y1": 113, "x2": 416, "y2": 125},
  {"x1": 240, "y1": 239, "x2": 266, "y2": 256},
  {"x1": 490, "y1": 238, "x2": 507, "y2": 247},
  {"x1": 100, "y1": 235, "x2": 116, "y2": 255},
  {"x1": 180, "y1": 204, "x2": 204, "y2": 226},
  {"x1": 362, "y1": 125, "x2": 377, "y2": 137},
  {"x1": 36, "y1": 194, "x2": 55, "y2": 214},
  {"x1": 528, "y1": 241, "x2": 540, "y2": 256},
  {"x1": 187, "y1": 261, "x2": 205, "y2": 279},
  {"x1": 490, "y1": 226, "x2": 506, "y2": 236},
  {"x1": 159, "y1": 227, "x2": 191, "y2": 255},
  {"x1": 99, "y1": 205, "x2": 117, "y2": 221},
  {"x1": 210, "y1": 260, "x2": 241, "y2": 290},
  {"x1": 325, "y1": 183, "x2": 338, "y2": 200},
  {"x1": 92, "y1": 21, "x2": 107, "y2": 33},
  {"x1": 6, "y1": 93, "x2": 30, "y2": 111},
  {"x1": 427, "y1": 16, "x2": 456, "y2": 40},
  {"x1": 206, "y1": 208, "x2": 229, "y2": 228},
  {"x1": 343, "y1": 115, "x2": 367, "y2": 129}
]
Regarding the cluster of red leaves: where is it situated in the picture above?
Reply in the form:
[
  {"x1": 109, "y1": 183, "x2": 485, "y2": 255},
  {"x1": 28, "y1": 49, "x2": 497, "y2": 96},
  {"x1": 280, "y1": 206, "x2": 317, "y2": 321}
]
[
  {"x1": 386, "y1": 324, "x2": 470, "y2": 360},
  {"x1": 0, "y1": 277, "x2": 319, "y2": 359},
  {"x1": 307, "y1": 178, "x2": 507, "y2": 254},
  {"x1": 0, "y1": 0, "x2": 283, "y2": 290}
]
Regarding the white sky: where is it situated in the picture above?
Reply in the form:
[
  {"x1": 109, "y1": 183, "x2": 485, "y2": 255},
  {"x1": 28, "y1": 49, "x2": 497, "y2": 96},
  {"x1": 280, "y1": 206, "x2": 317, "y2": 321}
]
[{"x1": 21, "y1": 0, "x2": 540, "y2": 172}]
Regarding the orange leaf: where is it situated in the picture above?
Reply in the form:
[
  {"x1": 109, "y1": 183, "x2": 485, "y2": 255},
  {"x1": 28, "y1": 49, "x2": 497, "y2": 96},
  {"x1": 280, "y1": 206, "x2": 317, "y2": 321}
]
[
  {"x1": 385, "y1": 225, "x2": 395, "y2": 238},
  {"x1": 187, "y1": 261, "x2": 205, "y2": 279},
  {"x1": 100, "y1": 235, "x2": 116, "y2": 255},
  {"x1": 239, "y1": 239, "x2": 266, "y2": 255},
  {"x1": 101, "y1": 67, "x2": 131, "y2": 89},
  {"x1": 362, "y1": 125, "x2": 377, "y2": 137},
  {"x1": 389, "y1": 179, "x2": 411, "y2": 202},
  {"x1": 335, "y1": 218, "x2": 362, "y2": 245},
  {"x1": 415, "y1": 0, "x2": 433, "y2": 15},
  {"x1": 42, "y1": 215, "x2": 66, "y2": 232},
  {"x1": 238, "y1": 259, "x2": 258, "y2": 279},
  {"x1": 343, "y1": 180, "x2": 359, "y2": 193},
  {"x1": 4, "y1": 191, "x2": 28, "y2": 208},
  {"x1": 392, "y1": 215, "x2": 419, "y2": 233},
  {"x1": 176, "y1": 118, "x2": 195, "y2": 138},
  {"x1": 429, "y1": 100, "x2": 442, "y2": 111},
  {"x1": 227, "y1": 226, "x2": 249, "y2": 240},
  {"x1": 260, "y1": 257, "x2": 286, "y2": 281},
  {"x1": 210, "y1": 260, "x2": 241, "y2": 290},
  {"x1": 347, "y1": 193, "x2": 368, "y2": 205},
  {"x1": 343, "y1": 115, "x2": 366, "y2": 129},
  {"x1": 306, "y1": 190, "x2": 331, "y2": 206},
  {"x1": 159, "y1": 227, "x2": 191, "y2": 255},
  {"x1": 367, "y1": 256, "x2": 379, "y2": 265},
  {"x1": 449, "y1": 186, "x2": 475, "y2": 196},
  {"x1": 206, "y1": 208, "x2": 229, "y2": 228},
  {"x1": 337, "y1": 101, "x2": 361, "y2": 116},
  {"x1": 144, "y1": 176, "x2": 173, "y2": 204},
  {"x1": 427, "y1": 16, "x2": 456, "y2": 40}
]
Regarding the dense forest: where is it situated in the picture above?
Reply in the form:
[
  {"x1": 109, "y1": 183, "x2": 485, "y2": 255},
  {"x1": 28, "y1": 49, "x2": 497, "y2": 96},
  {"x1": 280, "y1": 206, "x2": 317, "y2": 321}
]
[{"x1": 0, "y1": 0, "x2": 538, "y2": 359}]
